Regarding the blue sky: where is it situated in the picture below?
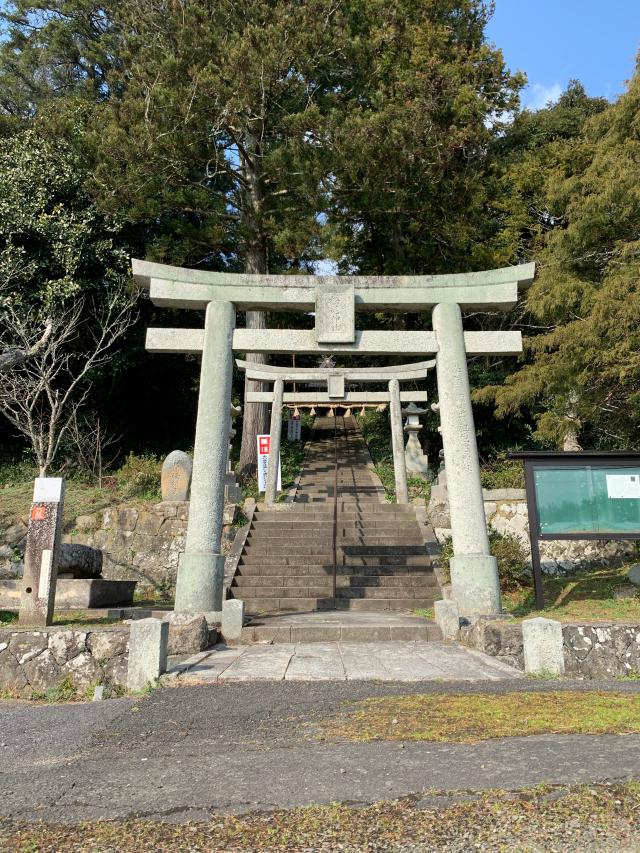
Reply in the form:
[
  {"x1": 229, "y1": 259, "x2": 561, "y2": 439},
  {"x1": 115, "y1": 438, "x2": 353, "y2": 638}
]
[{"x1": 487, "y1": 1, "x2": 640, "y2": 109}]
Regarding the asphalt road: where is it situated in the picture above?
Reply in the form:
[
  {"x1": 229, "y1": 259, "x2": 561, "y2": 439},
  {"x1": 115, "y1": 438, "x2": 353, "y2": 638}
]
[{"x1": 1, "y1": 679, "x2": 639, "y2": 823}]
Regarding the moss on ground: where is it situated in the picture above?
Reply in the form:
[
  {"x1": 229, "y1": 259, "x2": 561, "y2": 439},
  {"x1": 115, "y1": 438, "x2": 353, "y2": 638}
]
[
  {"x1": 318, "y1": 691, "x2": 640, "y2": 743},
  {"x1": 504, "y1": 564, "x2": 640, "y2": 622},
  {"x1": 1, "y1": 783, "x2": 639, "y2": 851}
]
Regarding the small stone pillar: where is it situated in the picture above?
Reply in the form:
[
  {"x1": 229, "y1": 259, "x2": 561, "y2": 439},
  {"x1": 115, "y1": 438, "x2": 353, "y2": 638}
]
[
  {"x1": 434, "y1": 599, "x2": 460, "y2": 642},
  {"x1": 127, "y1": 618, "x2": 169, "y2": 690},
  {"x1": 522, "y1": 617, "x2": 565, "y2": 676},
  {"x1": 222, "y1": 599, "x2": 245, "y2": 640},
  {"x1": 265, "y1": 378, "x2": 284, "y2": 505},
  {"x1": 19, "y1": 477, "x2": 65, "y2": 626},
  {"x1": 402, "y1": 403, "x2": 430, "y2": 477},
  {"x1": 176, "y1": 300, "x2": 235, "y2": 613},
  {"x1": 432, "y1": 302, "x2": 500, "y2": 618},
  {"x1": 389, "y1": 379, "x2": 409, "y2": 504}
]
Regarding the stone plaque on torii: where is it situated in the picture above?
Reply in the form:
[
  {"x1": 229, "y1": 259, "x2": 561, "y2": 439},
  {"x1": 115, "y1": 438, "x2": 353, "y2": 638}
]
[{"x1": 133, "y1": 258, "x2": 535, "y2": 619}]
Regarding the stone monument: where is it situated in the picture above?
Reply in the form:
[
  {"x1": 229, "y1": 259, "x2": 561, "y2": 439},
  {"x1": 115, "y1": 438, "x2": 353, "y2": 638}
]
[
  {"x1": 161, "y1": 450, "x2": 192, "y2": 502},
  {"x1": 402, "y1": 402, "x2": 430, "y2": 478},
  {"x1": 19, "y1": 477, "x2": 65, "y2": 626}
]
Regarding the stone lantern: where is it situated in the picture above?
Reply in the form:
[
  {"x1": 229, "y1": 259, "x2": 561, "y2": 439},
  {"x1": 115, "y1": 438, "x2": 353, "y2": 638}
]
[{"x1": 402, "y1": 402, "x2": 430, "y2": 478}]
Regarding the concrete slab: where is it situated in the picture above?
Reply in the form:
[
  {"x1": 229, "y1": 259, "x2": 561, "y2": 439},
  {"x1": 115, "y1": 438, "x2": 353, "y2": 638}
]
[
  {"x1": 285, "y1": 643, "x2": 346, "y2": 681},
  {"x1": 218, "y1": 644, "x2": 295, "y2": 681},
  {"x1": 174, "y1": 641, "x2": 522, "y2": 683}
]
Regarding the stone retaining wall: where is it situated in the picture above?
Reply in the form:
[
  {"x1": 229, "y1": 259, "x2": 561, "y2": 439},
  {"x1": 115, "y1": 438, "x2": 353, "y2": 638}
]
[
  {"x1": 428, "y1": 485, "x2": 637, "y2": 575},
  {"x1": 1, "y1": 501, "x2": 237, "y2": 597},
  {"x1": 0, "y1": 626, "x2": 129, "y2": 697},
  {"x1": 461, "y1": 616, "x2": 640, "y2": 678}
]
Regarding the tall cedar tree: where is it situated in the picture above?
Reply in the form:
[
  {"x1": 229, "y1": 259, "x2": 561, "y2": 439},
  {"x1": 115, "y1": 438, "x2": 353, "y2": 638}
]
[
  {"x1": 478, "y1": 71, "x2": 640, "y2": 449},
  {"x1": 90, "y1": 0, "x2": 521, "y2": 472}
]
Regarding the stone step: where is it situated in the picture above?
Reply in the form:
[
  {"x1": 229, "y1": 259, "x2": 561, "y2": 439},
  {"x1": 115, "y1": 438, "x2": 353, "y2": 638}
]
[
  {"x1": 231, "y1": 584, "x2": 437, "y2": 609},
  {"x1": 239, "y1": 554, "x2": 432, "y2": 566},
  {"x1": 232, "y1": 573, "x2": 438, "y2": 588},
  {"x1": 256, "y1": 506, "x2": 416, "y2": 517},
  {"x1": 235, "y1": 564, "x2": 435, "y2": 577},
  {"x1": 246, "y1": 535, "x2": 424, "y2": 546},
  {"x1": 249, "y1": 526, "x2": 421, "y2": 536},
  {"x1": 236, "y1": 596, "x2": 437, "y2": 614},
  {"x1": 234, "y1": 584, "x2": 436, "y2": 600},
  {"x1": 243, "y1": 543, "x2": 428, "y2": 556},
  {"x1": 238, "y1": 621, "x2": 442, "y2": 643}
]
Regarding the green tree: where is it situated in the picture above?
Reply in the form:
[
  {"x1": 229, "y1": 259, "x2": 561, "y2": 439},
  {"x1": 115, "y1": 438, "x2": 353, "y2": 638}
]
[
  {"x1": 0, "y1": 1, "x2": 117, "y2": 117},
  {"x1": 478, "y1": 70, "x2": 640, "y2": 449},
  {"x1": 87, "y1": 0, "x2": 354, "y2": 474},
  {"x1": 325, "y1": 0, "x2": 523, "y2": 276},
  {"x1": 0, "y1": 129, "x2": 136, "y2": 474}
]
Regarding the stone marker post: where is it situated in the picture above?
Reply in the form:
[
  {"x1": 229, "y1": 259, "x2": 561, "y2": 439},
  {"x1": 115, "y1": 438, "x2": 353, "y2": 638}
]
[
  {"x1": 175, "y1": 300, "x2": 235, "y2": 613},
  {"x1": 265, "y1": 378, "x2": 284, "y2": 505},
  {"x1": 19, "y1": 477, "x2": 65, "y2": 626},
  {"x1": 161, "y1": 450, "x2": 192, "y2": 502},
  {"x1": 432, "y1": 302, "x2": 500, "y2": 617},
  {"x1": 389, "y1": 379, "x2": 409, "y2": 504}
]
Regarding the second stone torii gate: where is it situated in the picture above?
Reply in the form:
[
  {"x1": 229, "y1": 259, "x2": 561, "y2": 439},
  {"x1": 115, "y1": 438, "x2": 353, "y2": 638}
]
[
  {"x1": 134, "y1": 259, "x2": 535, "y2": 619},
  {"x1": 236, "y1": 358, "x2": 435, "y2": 505}
]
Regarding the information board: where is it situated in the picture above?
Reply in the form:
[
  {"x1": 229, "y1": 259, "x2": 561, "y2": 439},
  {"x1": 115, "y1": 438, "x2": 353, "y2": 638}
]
[{"x1": 533, "y1": 465, "x2": 640, "y2": 536}]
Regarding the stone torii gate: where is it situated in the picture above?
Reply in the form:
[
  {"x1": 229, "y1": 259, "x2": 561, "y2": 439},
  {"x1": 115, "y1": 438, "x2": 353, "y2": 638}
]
[
  {"x1": 133, "y1": 259, "x2": 535, "y2": 619},
  {"x1": 236, "y1": 358, "x2": 435, "y2": 505}
]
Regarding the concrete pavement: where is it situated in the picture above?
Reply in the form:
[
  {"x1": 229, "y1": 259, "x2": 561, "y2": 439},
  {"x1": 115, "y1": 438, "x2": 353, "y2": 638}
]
[{"x1": 170, "y1": 640, "x2": 522, "y2": 682}]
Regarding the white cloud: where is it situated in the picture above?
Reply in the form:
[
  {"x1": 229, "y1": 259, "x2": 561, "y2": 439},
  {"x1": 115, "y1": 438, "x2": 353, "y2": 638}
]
[{"x1": 524, "y1": 82, "x2": 564, "y2": 111}]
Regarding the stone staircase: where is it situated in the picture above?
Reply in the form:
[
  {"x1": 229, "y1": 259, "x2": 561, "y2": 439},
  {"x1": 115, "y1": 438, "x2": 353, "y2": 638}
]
[{"x1": 229, "y1": 416, "x2": 439, "y2": 615}]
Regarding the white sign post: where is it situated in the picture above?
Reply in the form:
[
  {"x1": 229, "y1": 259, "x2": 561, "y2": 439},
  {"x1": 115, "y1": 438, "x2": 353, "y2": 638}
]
[{"x1": 257, "y1": 435, "x2": 281, "y2": 493}]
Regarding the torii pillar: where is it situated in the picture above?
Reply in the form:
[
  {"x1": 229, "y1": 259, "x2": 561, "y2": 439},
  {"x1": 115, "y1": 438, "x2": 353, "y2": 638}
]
[
  {"x1": 432, "y1": 303, "x2": 500, "y2": 617},
  {"x1": 175, "y1": 300, "x2": 235, "y2": 613}
]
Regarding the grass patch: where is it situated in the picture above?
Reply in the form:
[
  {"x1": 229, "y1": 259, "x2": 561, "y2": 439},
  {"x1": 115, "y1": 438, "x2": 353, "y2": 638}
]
[
  {"x1": 413, "y1": 607, "x2": 434, "y2": 620},
  {"x1": 0, "y1": 456, "x2": 163, "y2": 531},
  {"x1": 504, "y1": 564, "x2": 640, "y2": 622},
  {"x1": 0, "y1": 610, "x2": 17, "y2": 626},
  {"x1": 319, "y1": 691, "x2": 640, "y2": 743},
  {"x1": 1, "y1": 783, "x2": 639, "y2": 851}
]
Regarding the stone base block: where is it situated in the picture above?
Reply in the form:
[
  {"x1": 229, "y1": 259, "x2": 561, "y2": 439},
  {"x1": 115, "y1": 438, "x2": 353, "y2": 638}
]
[
  {"x1": 0, "y1": 579, "x2": 136, "y2": 610},
  {"x1": 449, "y1": 554, "x2": 501, "y2": 618},
  {"x1": 523, "y1": 617, "x2": 564, "y2": 676},
  {"x1": 162, "y1": 611, "x2": 209, "y2": 655},
  {"x1": 175, "y1": 552, "x2": 224, "y2": 613}
]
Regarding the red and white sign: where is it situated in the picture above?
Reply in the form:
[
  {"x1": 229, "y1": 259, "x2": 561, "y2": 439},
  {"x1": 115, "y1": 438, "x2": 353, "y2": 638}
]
[{"x1": 257, "y1": 435, "x2": 282, "y2": 493}]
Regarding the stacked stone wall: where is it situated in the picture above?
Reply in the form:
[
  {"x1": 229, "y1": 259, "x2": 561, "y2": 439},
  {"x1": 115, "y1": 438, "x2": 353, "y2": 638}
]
[
  {"x1": 428, "y1": 486, "x2": 637, "y2": 575},
  {"x1": 0, "y1": 627, "x2": 129, "y2": 697},
  {"x1": 1, "y1": 502, "x2": 237, "y2": 597},
  {"x1": 461, "y1": 616, "x2": 640, "y2": 679}
]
